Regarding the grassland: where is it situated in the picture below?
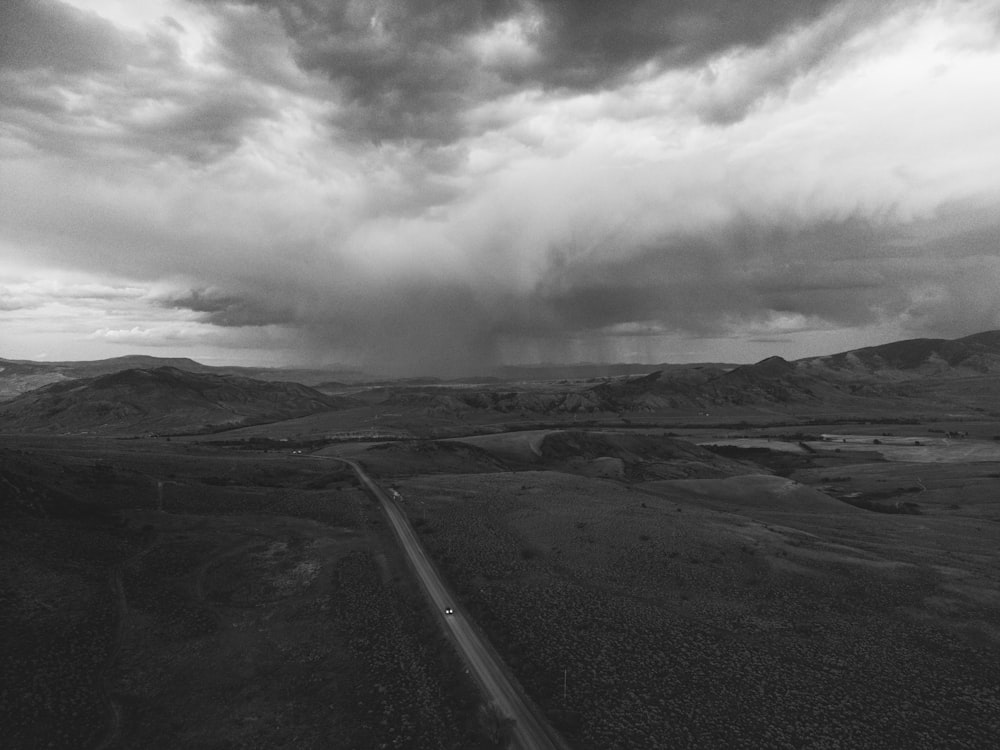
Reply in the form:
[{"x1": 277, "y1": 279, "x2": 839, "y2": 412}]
[
  {"x1": 1, "y1": 437, "x2": 500, "y2": 750},
  {"x1": 392, "y1": 439, "x2": 1000, "y2": 749},
  {"x1": 5, "y1": 410, "x2": 1000, "y2": 749}
]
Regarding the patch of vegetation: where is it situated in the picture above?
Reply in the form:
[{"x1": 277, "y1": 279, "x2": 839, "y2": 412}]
[
  {"x1": 1, "y1": 452, "x2": 144, "y2": 749},
  {"x1": 1, "y1": 440, "x2": 496, "y2": 750},
  {"x1": 404, "y1": 472, "x2": 998, "y2": 750},
  {"x1": 702, "y1": 445, "x2": 809, "y2": 476}
]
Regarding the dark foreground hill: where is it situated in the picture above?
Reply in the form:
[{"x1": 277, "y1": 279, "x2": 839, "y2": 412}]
[{"x1": 0, "y1": 367, "x2": 352, "y2": 435}]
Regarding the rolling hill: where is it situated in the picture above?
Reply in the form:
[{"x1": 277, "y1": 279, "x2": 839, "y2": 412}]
[
  {"x1": 4, "y1": 330, "x2": 1000, "y2": 426},
  {"x1": 0, "y1": 366, "x2": 353, "y2": 435},
  {"x1": 0, "y1": 355, "x2": 368, "y2": 401},
  {"x1": 798, "y1": 330, "x2": 1000, "y2": 380},
  {"x1": 566, "y1": 331, "x2": 1000, "y2": 414},
  {"x1": 323, "y1": 331, "x2": 1000, "y2": 418}
]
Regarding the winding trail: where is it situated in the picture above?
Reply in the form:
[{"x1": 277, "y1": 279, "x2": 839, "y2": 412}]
[{"x1": 331, "y1": 457, "x2": 569, "y2": 750}]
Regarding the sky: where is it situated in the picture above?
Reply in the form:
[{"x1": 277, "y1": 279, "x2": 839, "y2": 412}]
[{"x1": 2, "y1": 0, "x2": 1000, "y2": 375}]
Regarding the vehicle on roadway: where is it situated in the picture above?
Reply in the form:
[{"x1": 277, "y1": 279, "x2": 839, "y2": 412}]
[{"x1": 444, "y1": 607, "x2": 454, "y2": 615}]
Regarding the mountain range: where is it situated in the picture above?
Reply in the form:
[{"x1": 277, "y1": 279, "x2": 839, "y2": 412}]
[
  {"x1": 366, "y1": 331, "x2": 1000, "y2": 417},
  {"x1": 3, "y1": 330, "x2": 1000, "y2": 433}
]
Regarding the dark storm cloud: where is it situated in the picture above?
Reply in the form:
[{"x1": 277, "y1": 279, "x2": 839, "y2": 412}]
[
  {"x1": 687, "y1": 1, "x2": 895, "y2": 124},
  {"x1": 529, "y1": 0, "x2": 844, "y2": 85},
  {"x1": 5, "y1": 0, "x2": 1000, "y2": 371},
  {"x1": 167, "y1": 278, "x2": 514, "y2": 374},
  {"x1": 311, "y1": 282, "x2": 506, "y2": 375},
  {"x1": 505, "y1": 219, "x2": 910, "y2": 340},
  {"x1": 159, "y1": 288, "x2": 299, "y2": 328},
  {"x1": 0, "y1": 0, "x2": 876, "y2": 162},
  {"x1": 126, "y1": 89, "x2": 274, "y2": 162},
  {"x1": 205, "y1": 0, "x2": 514, "y2": 142},
  {"x1": 0, "y1": 0, "x2": 135, "y2": 73},
  {"x1": 505, "y1": 236, "x2": 741, "y2": 336},
  {"x1": 200, "y1": 0, "x2": 856, "y2": 142},
  {"x1": 735, "y1": 220, "x2": 904, "y2": 325},
  {"x1": 160, "y1": 288, "x2": 254, "y2": 319}
]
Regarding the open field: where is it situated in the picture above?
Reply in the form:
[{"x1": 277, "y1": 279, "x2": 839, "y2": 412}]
[
  {"x1": 380, "y1": 435, "x2": 1000, "y2": 749},
  {"x1": 808, "y1": 436, "x2": 1000, "y2": 463},
  {"x1": 6, "y1": 355, "x2": 1000, "y2": 749},
  {"x1": 0, "y1": 437, "x2": 500, "y2": 750}
]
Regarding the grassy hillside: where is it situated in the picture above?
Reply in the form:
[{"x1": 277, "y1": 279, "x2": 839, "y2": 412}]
[{"x1": 0, "y1": 367, "x2": 354, "y2": 435}]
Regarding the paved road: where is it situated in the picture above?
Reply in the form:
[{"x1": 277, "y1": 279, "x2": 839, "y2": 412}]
[{"x1": 333, "y1": 458, "x2": 567, "y2": 750}]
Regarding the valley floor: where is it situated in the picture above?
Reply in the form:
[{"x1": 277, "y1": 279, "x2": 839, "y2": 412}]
[{"x1": 3, "y1": 418, "x2": 1000, "y2": 749}]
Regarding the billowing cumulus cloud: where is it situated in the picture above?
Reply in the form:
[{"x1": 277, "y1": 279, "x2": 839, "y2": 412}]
[{"x1": 2, "y1": 0, "x2": 1000, "y2": 373}]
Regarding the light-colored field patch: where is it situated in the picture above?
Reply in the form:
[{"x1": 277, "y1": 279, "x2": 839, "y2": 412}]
[
  {"x1": 640, "y1": 474, "x2": 855, "y2": 514},
  {"x1": 788, "y1": 542, "x2": 917, "y2": 573},
  {"x1": 697, "y1": 438, "x2": 809, "y2": 453},
  {"x1": 271, "y1": 560, "x2": 321, "y2": 595},
  {"x1": 446, "y1": 430, "x2": 556, "y2": 462},
  {"x1": 590, "y1": 456, "x2": 625, "y2": 477},
  {"x1": 812, "y1": 436, "x2": 1000, "y2": 463}
]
